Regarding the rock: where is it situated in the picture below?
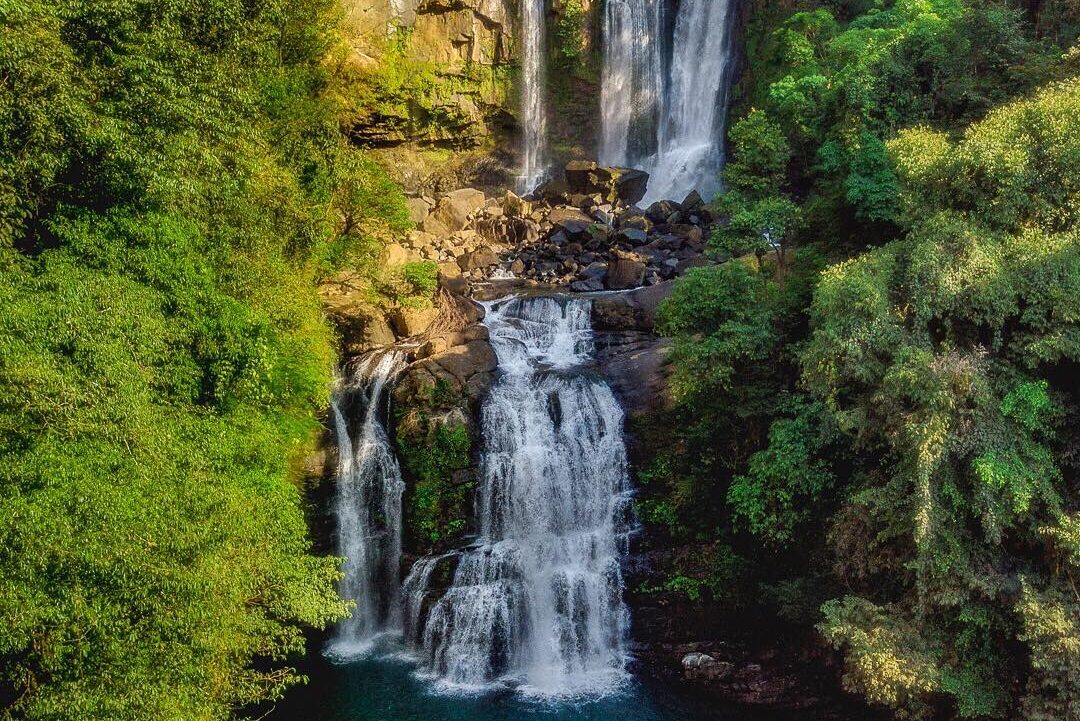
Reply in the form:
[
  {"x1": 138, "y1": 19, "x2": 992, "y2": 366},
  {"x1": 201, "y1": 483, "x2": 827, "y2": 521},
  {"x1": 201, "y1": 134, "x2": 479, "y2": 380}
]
[
  {"x1": 390, "y1": 304, "x2": 440, "y2": 338},
  {"x1": 617, "y1": 227, "x2": 648, "y2": 246},
  {"x1": 564, "y1": 160, "x2": 599, "y2": 191},
  {"x1": 533, "y1": 178, "x2": 570, "y2": 204},
  {"x1": 430, "y1": 187, "x2": 486, "y2": 232},
  {"x1": 319, "y1": 275, "x2": 397, "y2": 354},
  {"x1": 591, "y1": 281, "x2": 675, "y2": 331},
  {"x1": 548, "y1": 206, "x2": 593, "y2": 238},
  {"x1": 405, "y1": 229, "x2": 437, "y2": 250},
  {"x1": 563, "y1": 162, "x2": 650, "y2": 206},
  {"x1": 503, "y1": 191, "x2": 532, "y2": 219},
  {"x1": 382, "y1": 242, "x2": 420, "y2": 267},
  {"x1": 605, "y1": 254, "x2": 647, "y2": 289},
  {"x1": 509, "y1": 258, "x2": 525, "y2": 275},
  {"x1": 682, "y1": 653, "x2": 735, "y2": 682},
  {"x1": 438, "y1": 261, "x2": 468, "y2": 294},
  {"x1": 457, "y1": 247, "x2": 500, "y2": 271},
  {"x1": 421, "y1": 213, "x2": 452, "y2": 237},
  {"x1": 434, "y1": 339, "x2": 498, "y2": 383},
  {"x1": 579, "y1": 261, "x2": 608, "y2": 280},
  {"x1": 570, "y1": 278, "x2": 604, "y2": 292},
  {"x1": 681, "y1": 189, "x2": 704, "y2": 213},
  {"x1": 610, "y1": 168, "x2": 650, "y2": 206},
  {"x1": 407, "y1": 197, "x2": 431, "y2": 226},
  {"x1": 646, "y1": 200, "x2": 680, "y2": 223}
]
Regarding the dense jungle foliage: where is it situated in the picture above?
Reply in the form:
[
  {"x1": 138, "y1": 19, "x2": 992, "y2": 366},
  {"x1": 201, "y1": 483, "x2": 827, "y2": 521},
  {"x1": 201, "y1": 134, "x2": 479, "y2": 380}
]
[
  {"x1": 649, "y1": 0, "x2": 1079, "y2": 718},
  {"x1": 0, "y1": 0, "x2": 410, "y2": 719}
]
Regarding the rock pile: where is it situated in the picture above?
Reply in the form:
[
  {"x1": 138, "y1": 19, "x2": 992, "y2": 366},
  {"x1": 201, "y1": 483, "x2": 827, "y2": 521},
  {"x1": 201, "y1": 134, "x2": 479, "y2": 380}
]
[{"x1": 404, "y1": 160, "x2": 718, "y2": 295}]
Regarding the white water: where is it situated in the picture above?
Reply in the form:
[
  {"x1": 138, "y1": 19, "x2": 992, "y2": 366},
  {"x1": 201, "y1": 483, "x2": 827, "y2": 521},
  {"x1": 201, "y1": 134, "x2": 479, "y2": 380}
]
[
  {"x1": 406, "y1": 296, "x2": 633, "y2": 696},
  {"x1": 326, "y1": 351, "x2": 406, "y2": 658},
  {"x1": 519, "y1": 0, "x2": 549, "y2": 193},
  {"x1": 601, "y1": 0, "x2": 737, "y2": 205},
  {"x1": 600, "y1": 0, "x2": 665, "y2": 170}
]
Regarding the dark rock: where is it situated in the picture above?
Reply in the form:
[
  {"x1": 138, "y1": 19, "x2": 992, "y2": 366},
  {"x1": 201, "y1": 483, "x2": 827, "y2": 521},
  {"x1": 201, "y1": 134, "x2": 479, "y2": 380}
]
[
  {"x1": 548, "y1": 206, "x2": 594, "y2": 238},
  {"x1": 617, "y1": 227, "x2": 649, "y2": 245},
  {"x1": 646, "y1": 200, "x2": 680, "y2": 223},
  {"x1": 591, "y1": 281, "x2": 675, "y2": 332},
  {"x1": 605, "y1": 254, "x2": 647, "y2": 289},
  {"x1": 570, "y1": 278, "x2": 604, "y2": 292},
  {"x1": 681, "y1": 189, "x2": 704, "y2": 213}
]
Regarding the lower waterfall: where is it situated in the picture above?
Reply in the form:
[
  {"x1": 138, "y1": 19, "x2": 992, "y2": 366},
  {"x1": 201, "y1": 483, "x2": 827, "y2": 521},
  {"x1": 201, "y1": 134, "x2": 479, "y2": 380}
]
[
  {"x1": 326, "y1": 351, "x2": 406, "y2": 658},
  {"x1": 406, "y1": 296, "x2": 634, "y2": 696}
]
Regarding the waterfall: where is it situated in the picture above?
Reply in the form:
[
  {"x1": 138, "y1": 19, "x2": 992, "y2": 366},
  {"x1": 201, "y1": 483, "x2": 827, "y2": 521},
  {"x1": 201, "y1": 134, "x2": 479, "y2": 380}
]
[
  {"x1": 519, "y1": 0, "x2": 549, "y2": 193},
  {"x1": 600, "y1": 0, "x2": 665, "y2": 169},
  {"x1": 326, "y1": 351, "x2": 406, "y2": 658},
  {"x1": 601, "y1": 0, "x2": 737, "y2": 205},
  {"x1": 406, "y1": 296, "x2": 633, "y2": 696}
]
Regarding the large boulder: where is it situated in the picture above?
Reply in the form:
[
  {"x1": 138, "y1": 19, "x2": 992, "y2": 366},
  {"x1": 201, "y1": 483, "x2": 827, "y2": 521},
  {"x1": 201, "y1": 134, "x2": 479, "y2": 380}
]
[
  {"x1": 547, "y1": 206, "x2": 593, "y2": 239},
  {"x1": 564, "y1": 161, "x2": 649, "y2": 206},
  {"x1": 430, "y1": 187, "x2": 486, "y2": 232},
  {"x1": 390, "y1": 304, "x2": 440, "y2": 338},
  {"x1": 605, "y1": 250, "x2": 647, "y2": 289},
  {"x1": 457, "y1": 247, "x2": 500, "y2": 272},
  {"x1": 407, "y1": 197, "x2": 432, "y2": 226}
]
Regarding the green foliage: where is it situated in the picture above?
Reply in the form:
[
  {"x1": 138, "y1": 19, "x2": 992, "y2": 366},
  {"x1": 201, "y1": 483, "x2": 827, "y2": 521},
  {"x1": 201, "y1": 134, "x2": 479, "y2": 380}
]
[
  {"x1": 399, "y1": 421, "x2": 473, "y2": 546},
  {"x1": 0, "y1": 0, "x2": 416, "y2": 717},
  {"x1": 658, "y1": 3, "x2": 1078, "y2": 717}
]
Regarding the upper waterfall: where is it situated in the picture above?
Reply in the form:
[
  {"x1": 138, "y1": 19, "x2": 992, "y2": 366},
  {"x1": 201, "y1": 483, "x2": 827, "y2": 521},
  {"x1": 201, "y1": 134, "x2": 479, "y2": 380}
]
[
  {"x1": 519, "y1": 0, "x2": 549, "y2": 193},
  {"x1": 326, "y1": 351, "x2": 406, "y2": 658},
  {"x1": 601, "y1": 0, "x2": 737, "y2": 205},
  {"x1": 405, "y1": 296, "x2": 634, "y2": 696}
]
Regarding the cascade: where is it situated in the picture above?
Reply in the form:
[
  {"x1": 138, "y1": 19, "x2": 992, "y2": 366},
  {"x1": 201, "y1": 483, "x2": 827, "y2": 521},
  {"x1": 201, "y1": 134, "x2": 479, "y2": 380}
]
[
  {"x1": 405, "y1": 296, "x2": 633, "y2": 695},
  {"x1": 601, "y1": 0, "x2": 737, "y2": 205},
  {"x1": 519, "y1": 0, "x2": 549, "y2": 193},
  {"x1": 326, "y1": 351, "x2": 406, "y2": 658}
]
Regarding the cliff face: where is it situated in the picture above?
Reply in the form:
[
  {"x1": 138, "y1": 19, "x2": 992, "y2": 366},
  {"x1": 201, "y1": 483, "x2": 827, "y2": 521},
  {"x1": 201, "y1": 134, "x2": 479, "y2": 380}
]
[{"x1": 339, "y1": 0, "x2": 602, "y2": 192}]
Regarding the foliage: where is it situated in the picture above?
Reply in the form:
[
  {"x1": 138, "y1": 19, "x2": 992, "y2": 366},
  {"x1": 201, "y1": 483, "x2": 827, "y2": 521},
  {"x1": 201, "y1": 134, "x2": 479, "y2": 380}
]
[
  {"x1": 0, "y1": 0, "x2": 413, "y2": 717},
  {"x1": 398, "y1": 421, "x2": 473, "y2": 545},
  {"x1": 656, "y1": 2, "x2": 1079, "y2": 718}
]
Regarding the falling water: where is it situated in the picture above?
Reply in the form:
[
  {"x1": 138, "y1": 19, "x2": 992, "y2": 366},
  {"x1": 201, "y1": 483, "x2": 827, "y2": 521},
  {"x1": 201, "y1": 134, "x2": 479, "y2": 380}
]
[
  {"x1": 326, "y1": 351, "x2": 406, "y2": 658},
  {"x1": 519, "y1": 0, "x2": 549, "y2": 193},
  {"x1": 600, "y1": 0, "x2": 665, "y2": 169},
  {"x1": 601, "y1": 0, "x2": 737, "y2": 205},
  {"x1": 405, "y1": 296, "x2": 633, "y2": 696}
]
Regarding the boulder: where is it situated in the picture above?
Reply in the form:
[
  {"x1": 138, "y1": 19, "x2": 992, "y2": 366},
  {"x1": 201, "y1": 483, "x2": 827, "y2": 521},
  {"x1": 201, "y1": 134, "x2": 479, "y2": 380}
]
[
  {"x1": 433, "y1": 339, "x2": 498, "y2": 383},
  {"x1": 591, "y1": 280, "x2": 675, "y2": 331},
  {"x1": 503, "y1": 191, "x2": 532, "y2": 219},
  {"x1": 605, "y1": 253, "x2": 647, "y2": 290},
  {"x1": 407, "y1": 197, "x2": 431, "y2": 226},
  {"x1": 616, "y1": 227, "x2": 648, "y2": 246},
  {"x1": 382, "y1": 242, "x2": 420, "y2": 267},
  {"x1": 564, "y1": 162, "x2": 650, "y2": 206},
  {"x1": 405, "y1": 229, "x2": 437, "y2": 250},
  {"x1": 548, "y1": 206, "x2": 593, "y2": 238},
  {"x1": 681, "y1": 189, "x2": 704, "y2": 213},
  {"x1": 390, "y1": 304, "x2": 440, "y2": 338},
  {"x1": 438, "y1": 261, "x2": 468, "y2": 294},
  {"x1": 570, "y1": 278, "x2": 604, "y2": 292},
  {"x1": 430, "y1": 187, "x2": 486, "y2": 232},
  {"x1": 457, "y1": 247, "x2": 500, "y2": 272}
]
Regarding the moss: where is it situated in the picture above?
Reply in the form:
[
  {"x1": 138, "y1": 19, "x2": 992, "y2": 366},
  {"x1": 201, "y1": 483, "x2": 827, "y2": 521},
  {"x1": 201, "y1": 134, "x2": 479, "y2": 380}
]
[{"x1": 398, "y1": 419, "x2": 473, "y2": 547}]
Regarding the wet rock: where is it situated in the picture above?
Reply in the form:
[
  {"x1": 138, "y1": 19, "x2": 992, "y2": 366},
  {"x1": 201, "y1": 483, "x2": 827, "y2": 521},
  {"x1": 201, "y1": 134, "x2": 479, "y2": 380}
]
[
  {"x1": 570, "y1": 278, "x2": 604, "y2": 292},
  {"x1": 681, "y1": 189, "x2": 704, "y2": 213}
]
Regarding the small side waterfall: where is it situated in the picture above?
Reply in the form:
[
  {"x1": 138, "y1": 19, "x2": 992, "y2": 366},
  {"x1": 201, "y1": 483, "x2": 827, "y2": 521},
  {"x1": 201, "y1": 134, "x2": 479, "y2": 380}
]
[
  {"x1": 601, "y1": 0, "x2": 737, "y2": 205},
  {"x1": 326, "y1": 351, "x2": 406, "y2": 658},
  {"x1": 519, "y1": 0, "x2": 549, "y2": 193},
  {"x1": 406, "y1": 296, "x2": 633, "y2": 696}
]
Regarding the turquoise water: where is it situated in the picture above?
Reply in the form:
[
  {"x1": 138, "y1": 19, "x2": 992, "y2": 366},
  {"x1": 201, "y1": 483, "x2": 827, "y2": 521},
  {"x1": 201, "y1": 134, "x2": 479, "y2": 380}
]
[{"x1": 269, "y1": 650, "x2": 835, "y2": 721}]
